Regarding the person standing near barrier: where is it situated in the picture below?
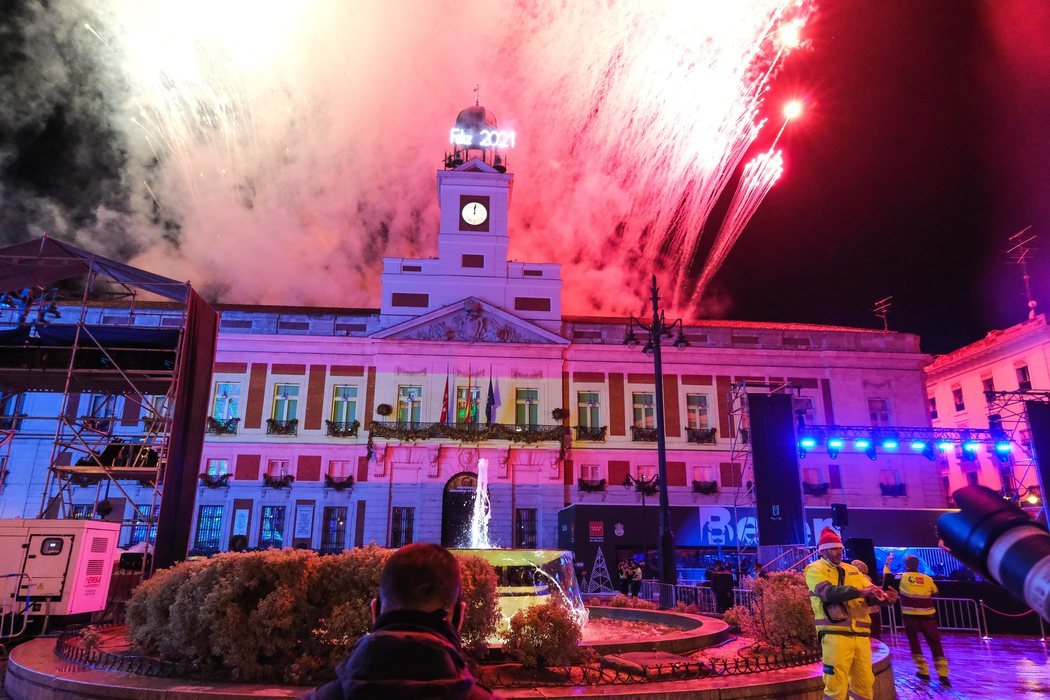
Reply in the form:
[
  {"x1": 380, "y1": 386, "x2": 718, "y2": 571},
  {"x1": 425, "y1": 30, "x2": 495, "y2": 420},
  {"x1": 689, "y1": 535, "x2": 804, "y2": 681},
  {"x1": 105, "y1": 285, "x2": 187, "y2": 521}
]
[
  {"x1": 885, "y1": 554, "x2": 950, "y2": 686},
  {"x1": 806, "y1": 527, "x2": 896, "y2": 700}
]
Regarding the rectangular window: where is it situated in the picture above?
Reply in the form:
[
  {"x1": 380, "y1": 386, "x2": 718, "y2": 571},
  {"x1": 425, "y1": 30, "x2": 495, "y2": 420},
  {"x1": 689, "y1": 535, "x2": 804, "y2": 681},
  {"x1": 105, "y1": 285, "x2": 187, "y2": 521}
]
[
  {"x1": 320, "y1": 506, "x2": 347, "y2": 551},
  {"x1": 328, "y1": 459, "x2": 352, "y2": 478},
  {"x1": 802, "y1": 466, "x2": 823, "y2": 484},
  {"x1": 577, "y1": 392, "x2": 601, "y2": 428},
  {"x1": 128, "y1": 505, "x2": 156, "y2": 546},
  {"x1": 632, "y1": 393, "x2": 655, "y2": 429},
  {"x1": 982, "y1": 376, "x2": 995, "y2": 401},
  {"x1": 455, "y1": 385, "x2": 480, "y2": 424},
  {"x1": 331, "y1": 385, "x2": 358, "y2": 424},
  {"x1": 879, "y1": 468, "x2": 902, "y2": 485},
  {"x1": 71, "y1": 504, "x2": 93, "y2": 519},
  {"x1": 692, "y1": 465, "x2": 716, "y2": 482},
  {"x1": 0, "y1": 392, "x2": 24, "y2": 430},
  {"x1": 391, "y1": 507, "x2": 415, "y2": 547},
  {"x1": 637, "y1": 464, "x2": 657, "y2": 480},
  {"x1": 89, "y1": 394, "x2": 117, "y2": 417},
  {"x1": 513, "y1": 297, "x2": 552, "y2": 312},
  {"x1": 515, "y1": 509, "x2": 538, "y2": 549},
  {"x1": 515, "y1": 388, "x2": 539, "y2": 426},
  {"x1": 686, "y1": 394, "x2": 710, "y2": 429},
  {"x1": 194, "y1": 505, "x2": 224, "y2": 551},
  {"x1": 397, "y1": 385, "x2": 423, "y2": 425},
  {"x1": 272, "y1": 384, "x2": 300, "y2": 421},
  {"x1": 580, "y1": 464, "x2": 601, "y2": 480},
  {"x1": 205, "y1": 458, "x2": 228, "y2": 476},
  {"x1": 259, "y1": 506, "x2": 286, "y2": 549},
  {"x1": 952, "y1": 386, "x2": 965, "y2": 412},
  {"x1": 928, "y1": 396, "x2": 938, "y2": 420},
  {"x1": 268, "y1": 458, "x2": 291, "y2": 477},
  {"x1": 212, "y1": 382, "x2": 241, "y2": 420},
  {"x1": 1017, "y1": 365, "x2": 1032, "y2": 392},
  {"x1": 793, "y1": 395, "x2": 816, "y2": 426},
  {"x1": 461, "y1": 254, "x2": 485, "y2": 268},
  {"x1": 391, "y1": 292, "x2": 430, "y2": 308},
  {"x1": 868, "y1": 397, "x2": 891, "y2": 427}
]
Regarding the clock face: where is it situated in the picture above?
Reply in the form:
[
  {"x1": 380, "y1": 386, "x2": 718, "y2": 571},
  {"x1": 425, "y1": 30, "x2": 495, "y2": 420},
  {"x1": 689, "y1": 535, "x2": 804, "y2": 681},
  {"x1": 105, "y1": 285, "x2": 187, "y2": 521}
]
[{"x1": 461, "y1": 201, "x2": 488, "y2": 226}]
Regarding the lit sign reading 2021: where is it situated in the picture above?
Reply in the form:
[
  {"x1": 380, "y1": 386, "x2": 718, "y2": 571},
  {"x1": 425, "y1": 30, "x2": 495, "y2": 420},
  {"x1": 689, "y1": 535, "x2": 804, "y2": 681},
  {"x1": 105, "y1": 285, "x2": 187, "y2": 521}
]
[{"x1": 450, "y1": 127, "x2": 516, "y2": 149}]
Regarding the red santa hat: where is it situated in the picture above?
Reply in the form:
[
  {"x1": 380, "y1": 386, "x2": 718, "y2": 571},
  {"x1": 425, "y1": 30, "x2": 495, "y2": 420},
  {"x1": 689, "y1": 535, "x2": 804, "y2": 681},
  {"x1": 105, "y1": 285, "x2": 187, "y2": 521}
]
[{"x1": 817, "y1": 526, "x2": 843, "y2": 551}]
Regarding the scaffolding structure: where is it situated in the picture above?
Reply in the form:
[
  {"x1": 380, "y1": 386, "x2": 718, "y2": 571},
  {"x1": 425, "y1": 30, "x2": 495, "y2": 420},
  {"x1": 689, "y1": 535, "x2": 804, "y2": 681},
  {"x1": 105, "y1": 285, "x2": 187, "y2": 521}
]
[
  {"x1": 0, "y1": 237, "x2": 214, "y2": 573},
  {"x1": 985, "y1": 389, "x2": 1049, "y2": 502}
]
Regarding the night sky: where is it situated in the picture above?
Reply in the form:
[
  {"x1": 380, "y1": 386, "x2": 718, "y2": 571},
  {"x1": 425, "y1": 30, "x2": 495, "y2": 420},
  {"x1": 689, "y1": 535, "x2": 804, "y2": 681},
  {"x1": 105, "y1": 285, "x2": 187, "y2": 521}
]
[{"x1": 1, "y1": 1, "x2": 1048, "y2": 355}]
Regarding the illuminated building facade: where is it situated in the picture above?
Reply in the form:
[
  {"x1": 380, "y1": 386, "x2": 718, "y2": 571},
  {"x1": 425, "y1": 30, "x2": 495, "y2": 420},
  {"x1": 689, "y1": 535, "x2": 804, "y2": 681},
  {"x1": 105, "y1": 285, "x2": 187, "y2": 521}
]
[
  {"x1": 0, "y1": 110, "x2": 950, "y2": 566},
  {"x1": 924, "y1": 314, "x2": 1048, "y2": 507}
]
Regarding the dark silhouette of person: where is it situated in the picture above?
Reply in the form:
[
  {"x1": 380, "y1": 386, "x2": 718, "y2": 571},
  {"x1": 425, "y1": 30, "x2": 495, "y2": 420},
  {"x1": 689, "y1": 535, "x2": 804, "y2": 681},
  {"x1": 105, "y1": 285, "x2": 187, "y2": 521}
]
[{"x1": 303, "y1": 543, "x2": 495, "y2": 699}]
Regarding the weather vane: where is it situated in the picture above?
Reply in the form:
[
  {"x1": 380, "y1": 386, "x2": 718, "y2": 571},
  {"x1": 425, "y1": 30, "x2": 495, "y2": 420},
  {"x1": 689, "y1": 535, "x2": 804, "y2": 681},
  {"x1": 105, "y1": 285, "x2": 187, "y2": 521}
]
[{"x1": 1007, "y1": 226, "x2": 1038, "y2": 320}]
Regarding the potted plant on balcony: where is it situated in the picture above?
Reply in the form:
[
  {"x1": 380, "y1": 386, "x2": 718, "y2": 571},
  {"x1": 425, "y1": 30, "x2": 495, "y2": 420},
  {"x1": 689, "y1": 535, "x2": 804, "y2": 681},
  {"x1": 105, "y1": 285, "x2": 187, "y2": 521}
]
[
  {"x1": 324, "y1": 473, "x2": 355, "y2": 491},
  {"x1": 551, "y1": 408, "x2": 567, "y2": 421},
  {"x1": 263, "y1": 473, "x2": 295, "y2": 489},
  {"x1": 802, "y1": 482, "x2": 830, "y2": 497},
  {"x1": 577, "y1": 477, "x2": 606, "y2": 492},
  {"x1": 376, "y1": 403, "x2": 393, "y2": 417},
  {"x1": 199, "y1": 472, "x2": 232, "y2": 488},
  {"x1": 692, "y1": 479, "x2": 718, "y2": 495},
  {"x1": 879, "y1": 482, "x2": 907, "y2": 497}
]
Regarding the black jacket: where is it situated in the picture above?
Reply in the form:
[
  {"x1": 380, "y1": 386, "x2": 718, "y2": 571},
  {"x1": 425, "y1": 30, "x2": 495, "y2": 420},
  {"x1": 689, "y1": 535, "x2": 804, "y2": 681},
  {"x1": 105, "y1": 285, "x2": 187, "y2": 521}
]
[{"x1": 302, "y1": 609, "x2": 496, "y2": 700}]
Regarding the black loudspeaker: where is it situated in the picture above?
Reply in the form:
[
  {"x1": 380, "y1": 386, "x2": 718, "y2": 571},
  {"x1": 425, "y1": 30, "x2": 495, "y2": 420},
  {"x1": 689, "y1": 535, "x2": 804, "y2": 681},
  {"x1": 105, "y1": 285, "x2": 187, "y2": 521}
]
[
  {"x1": 119, "y1": 552, "x2": 152, "y2": 571},
  {"x1": 844, "y1": 537, "x2": 876, "y2": 578},
  {"x1": 831, "y1": 503, "x2": 849, "y2": 527},
  {"x1": 748, "y1": 394, "x2": 807, "y2": 545}
]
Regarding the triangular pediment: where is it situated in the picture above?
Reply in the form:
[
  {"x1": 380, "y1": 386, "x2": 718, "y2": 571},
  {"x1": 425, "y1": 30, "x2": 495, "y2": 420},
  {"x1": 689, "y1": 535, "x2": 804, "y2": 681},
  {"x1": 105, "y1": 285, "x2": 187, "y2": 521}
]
[
  {"x1": 373, "y1": 298, "x2": 567, "y2": 344},
  {"x1": 454, "y1": 157, "x2": 498, "y2": 173}
]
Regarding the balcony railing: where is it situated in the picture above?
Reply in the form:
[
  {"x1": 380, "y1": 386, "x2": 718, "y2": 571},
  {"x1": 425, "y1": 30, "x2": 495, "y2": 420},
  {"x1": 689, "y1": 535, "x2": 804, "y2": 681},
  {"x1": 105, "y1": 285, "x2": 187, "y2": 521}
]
[
  {"x1": 324, "y1": 473, "x2": 355, "y2": 491},
  {"x1": 326, "y1": 419, "x2": 360, "y2": 438},
  {"x1": 266, "y1": 418, "x2": 299, "y2": 436},
  {"x1": 692, "y1": 480, "x2": 718, "y2": 495},
  {"x1": 198, "y1": 472, "x2": 231, "y2": 489},
  {"x1": 880, "y1": 482, "x2": 907, "y2": 497},
  {"x1": 577, "y1": 477, "x2": 606, "y2": 492},
  {"x1": 368, "y1": 421, "x2": 567, "y2": 443},
  {"x1": 206, "y1": 416, "x2": 240, "y2": 435},
  {"x1": 574, "y1": 425, "x2": 607, "y2": 442},
  {"x1": 80, "y1": 416, "x2": 114, "y2": 432},
  {"x1": 630, "y1": 425, "x2": 658, "y2": 442},
  {"x1": 686, "y1": 427, "x2": 718, "y2": 444},
  {"x1": 802, "y1": 482, "x2": 830, "y2": 497},
  {"x1": 263, "y1": 473, "x2": 295, "y2": 489}
]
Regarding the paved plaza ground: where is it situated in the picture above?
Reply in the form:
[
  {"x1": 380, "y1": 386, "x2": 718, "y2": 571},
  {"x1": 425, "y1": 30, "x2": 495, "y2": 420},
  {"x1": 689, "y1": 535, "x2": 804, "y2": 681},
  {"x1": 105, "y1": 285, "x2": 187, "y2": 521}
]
[{"x1": 885, "y1": 632, "x2": 1049, "y2": 699}]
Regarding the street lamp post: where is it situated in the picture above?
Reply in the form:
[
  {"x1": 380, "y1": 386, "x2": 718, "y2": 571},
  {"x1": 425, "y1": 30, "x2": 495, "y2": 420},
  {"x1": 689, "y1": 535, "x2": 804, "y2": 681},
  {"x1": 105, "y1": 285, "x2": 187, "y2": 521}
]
[
  {"x1": 624, "y1": 275, "x2": 690, "y2": 587},
  {"x1": 622, "y1": 472, "x2": 659, "y2": 566}
]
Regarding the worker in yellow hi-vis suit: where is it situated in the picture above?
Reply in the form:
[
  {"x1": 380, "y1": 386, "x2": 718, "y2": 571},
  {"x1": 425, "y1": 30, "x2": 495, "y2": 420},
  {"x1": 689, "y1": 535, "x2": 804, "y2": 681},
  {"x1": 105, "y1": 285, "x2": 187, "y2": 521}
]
[
  {"x1": 884, "y1": 553, "x2": 950, "y2": 686},
  {"x1": 806, "y1": 527, "x2": 897, "y2": 700}
]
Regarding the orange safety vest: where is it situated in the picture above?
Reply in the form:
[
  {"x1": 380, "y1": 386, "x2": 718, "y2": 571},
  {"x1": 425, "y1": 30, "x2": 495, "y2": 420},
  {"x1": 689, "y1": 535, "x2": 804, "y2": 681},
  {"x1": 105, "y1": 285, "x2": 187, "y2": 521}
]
[
  {"x1": 898, "y1": 571, "x2": 937, "y2": 616},
  {"x1": 805, "y1": 558, "x2": 872, "y2": 635}
]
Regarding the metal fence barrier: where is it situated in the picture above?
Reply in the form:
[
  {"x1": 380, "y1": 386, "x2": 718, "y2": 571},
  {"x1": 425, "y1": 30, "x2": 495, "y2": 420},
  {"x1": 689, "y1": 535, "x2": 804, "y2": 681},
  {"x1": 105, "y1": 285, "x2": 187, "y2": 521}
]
[
  {"x1": 881, "y1": 596, "x2": 985, "y2": 637},
  {"x1": 733, "y1": 587, "x2": 757, "y2": 611},
  {"x1": 977, "y1": 600, "x2": 1047, "y2": 641},
  {"x1": 672, "y1": 584, "x2": 718, "y2": 613}
]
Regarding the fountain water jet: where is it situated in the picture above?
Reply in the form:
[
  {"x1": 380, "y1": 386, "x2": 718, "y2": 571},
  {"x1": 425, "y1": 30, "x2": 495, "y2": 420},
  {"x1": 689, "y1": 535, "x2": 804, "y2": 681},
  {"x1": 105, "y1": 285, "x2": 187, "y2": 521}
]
[{"x1": 469, "y1": 457, "x2": 492, "y2": 549}]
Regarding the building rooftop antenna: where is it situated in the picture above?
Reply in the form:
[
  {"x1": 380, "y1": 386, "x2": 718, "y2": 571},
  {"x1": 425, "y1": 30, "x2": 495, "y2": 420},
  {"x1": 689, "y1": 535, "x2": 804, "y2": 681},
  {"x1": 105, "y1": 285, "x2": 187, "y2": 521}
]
[
  {"x1": 872, "y1": 296, "x2": 893, "y2": 331},
  {"x1": 473, "y1": 83, "x2": 480, "y2": 107},
  {"x1": 1007, "y1": 226, "x2": 1038, "y2": 320}
]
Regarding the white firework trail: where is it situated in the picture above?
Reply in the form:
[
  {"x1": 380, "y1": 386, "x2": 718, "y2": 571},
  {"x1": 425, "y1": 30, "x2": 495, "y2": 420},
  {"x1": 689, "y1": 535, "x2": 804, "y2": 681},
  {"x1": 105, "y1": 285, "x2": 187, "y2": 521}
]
[{"x1": 690, "y1": 148, "x2": 785, "y2": 302}]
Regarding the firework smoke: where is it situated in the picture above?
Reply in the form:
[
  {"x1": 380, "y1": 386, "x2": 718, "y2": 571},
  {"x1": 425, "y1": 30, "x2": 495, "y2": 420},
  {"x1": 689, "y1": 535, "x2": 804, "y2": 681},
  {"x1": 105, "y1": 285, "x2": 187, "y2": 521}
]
[{"x1": 0, "y1": 1, "x2": 811, "y2": 314}]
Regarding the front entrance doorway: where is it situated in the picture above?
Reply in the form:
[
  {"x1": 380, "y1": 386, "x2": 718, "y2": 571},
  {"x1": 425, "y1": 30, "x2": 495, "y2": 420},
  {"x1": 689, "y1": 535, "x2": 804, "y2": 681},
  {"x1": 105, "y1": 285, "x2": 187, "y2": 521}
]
[{"x1": 442, "y1": 472, "x2": 477, "y2": 548}]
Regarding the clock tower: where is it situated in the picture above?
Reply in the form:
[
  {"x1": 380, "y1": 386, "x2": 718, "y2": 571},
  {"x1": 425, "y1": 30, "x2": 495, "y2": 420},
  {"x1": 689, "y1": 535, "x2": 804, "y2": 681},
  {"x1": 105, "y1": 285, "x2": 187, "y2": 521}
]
[{"x1": 379, "y1": 105, "x2": 562, "y2": 332}]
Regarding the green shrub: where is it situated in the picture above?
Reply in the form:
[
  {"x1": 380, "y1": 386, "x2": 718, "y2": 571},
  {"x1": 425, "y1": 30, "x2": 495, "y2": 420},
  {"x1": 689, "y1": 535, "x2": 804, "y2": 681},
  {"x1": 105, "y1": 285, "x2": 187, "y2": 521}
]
[
  {"x1": 458, "y1": 553, "x2": 502, "y2": 656},
  {"x1": 503, "y1": 597, "x2": 582, "y2": 667},
  {"x1": 607, "y1": 593, "x2": 658, "y2": 609},
  {"x1": 727, "y1": 572, "x2": 818, "y2": 653},
  {"x1": 125, "y1": 546, "x2": 499, "y2": 684},
  {"x1": 721, "y1": 605, "x2": 747, "y2": 630}
]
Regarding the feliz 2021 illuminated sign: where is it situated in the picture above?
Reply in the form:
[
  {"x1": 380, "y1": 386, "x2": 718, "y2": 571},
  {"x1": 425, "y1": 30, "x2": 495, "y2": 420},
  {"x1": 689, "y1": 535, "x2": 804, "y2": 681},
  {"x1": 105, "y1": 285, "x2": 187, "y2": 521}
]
[{"x1": 450, "y1": 127, "x2": 516, "y2": 149}]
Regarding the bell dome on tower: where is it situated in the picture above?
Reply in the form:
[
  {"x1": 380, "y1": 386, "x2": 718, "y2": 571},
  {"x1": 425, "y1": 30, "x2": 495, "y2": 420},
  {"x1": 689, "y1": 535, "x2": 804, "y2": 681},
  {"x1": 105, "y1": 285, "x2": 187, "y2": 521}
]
[{"x1": 446, "y1": 102, "x2": 512, "y2": 172}]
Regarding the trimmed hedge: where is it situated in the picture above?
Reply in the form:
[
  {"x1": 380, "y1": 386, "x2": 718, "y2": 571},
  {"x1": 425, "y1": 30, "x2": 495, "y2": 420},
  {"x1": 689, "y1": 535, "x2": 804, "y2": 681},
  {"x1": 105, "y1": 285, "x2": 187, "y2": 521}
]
[{"x1": 126, "y1": 546, "x2": 499, "y2": 684}]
